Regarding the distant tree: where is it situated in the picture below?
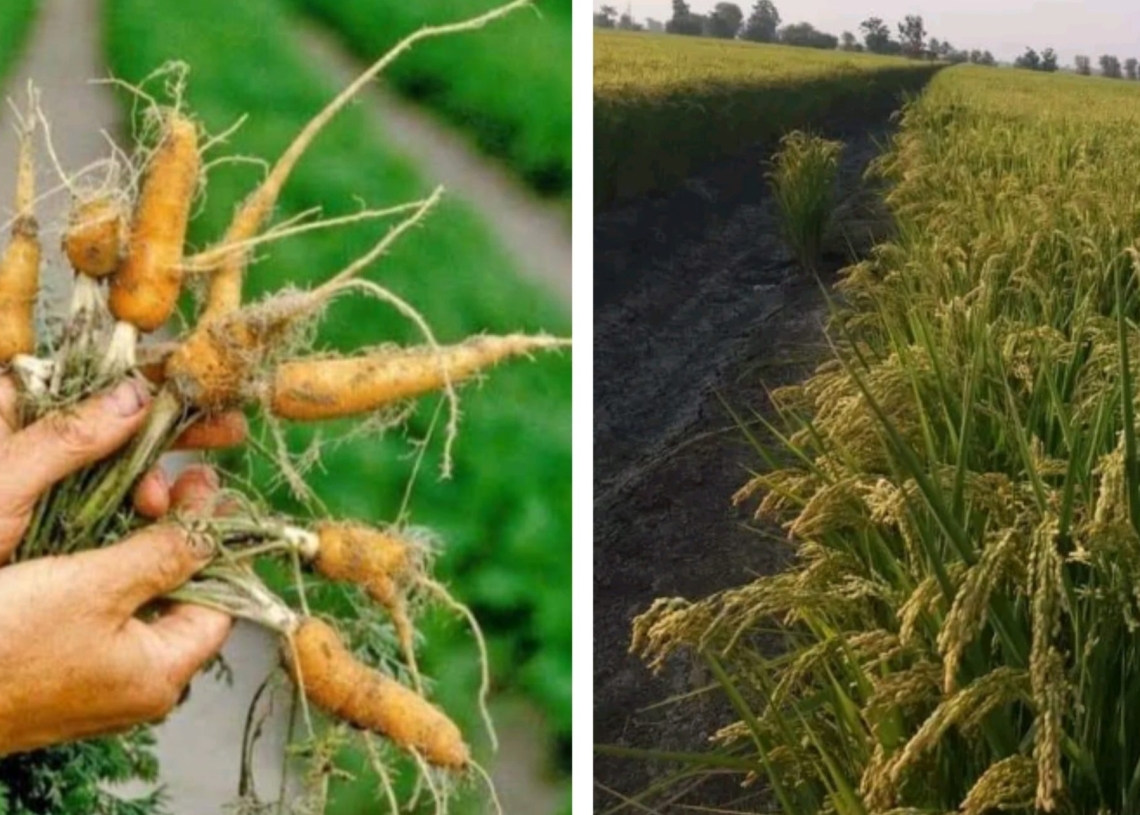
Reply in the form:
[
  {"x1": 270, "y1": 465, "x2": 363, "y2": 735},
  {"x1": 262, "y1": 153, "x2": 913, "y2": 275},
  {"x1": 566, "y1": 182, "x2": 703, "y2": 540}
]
[
  {"x1": 1040, "y1": 47, "x2": 1058, "y2": 72},
  {"x1": 1014, "y1": 47, "x2": 1041, "y2": 70},
  {"x1": 1100, "y1": 54, "x2": 1123, "y2": 78},
  {"x1": 594, "y1": 5, "x2": 618, "y2": 28},
  {"x1": 859, "y1": 17, "x2": 893, "y2": 54},
  {"x1": 1126, "y1": 57, "x2": 1139, "y2": 80},
  {"x1": 897, "y1": 14, "x2": 926, "y2": 58},
  {"x1": 779, "y1": 22, "x2": 838, "y2": 50},
  {"x1": 928, "y1": 37, "x2": 941, "y2": 60},
  {"x1": 839, "y1": 30, "x2": 863, "y2": 51},
  {"x1": 1075, "y1": 55, "x2": 1091, "y2": 75},
  {"x1": 741, "y1": 0, "x2": 780, "y2": 42},
  {"x1": 979, "y1": 50, "x2": 996, "y2": 66},
  {"x1": 645, "y1": 17, "x2": 664, "y2": 31},
  {"x1": 617, "y1": 11, "x2": 643, "y2": 30},
  {"x1": 969, "y1": 49, "x2": 982, "y2": 64},
  {"x1": 707, "y1": 2, "x2": 744, "y2": 38},
  {"x1": 666, "y1": 0, "x2": 703, "y2": 35},
  {"x1": 947, "y1": 49, "x2": 969, "y2": 64}
]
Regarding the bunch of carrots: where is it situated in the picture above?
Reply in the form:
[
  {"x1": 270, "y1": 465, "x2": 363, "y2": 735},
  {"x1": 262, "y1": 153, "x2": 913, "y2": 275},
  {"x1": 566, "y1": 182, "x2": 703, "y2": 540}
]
[{"x1": 0, "y1": 0, "x2": 565, "y2": 810}]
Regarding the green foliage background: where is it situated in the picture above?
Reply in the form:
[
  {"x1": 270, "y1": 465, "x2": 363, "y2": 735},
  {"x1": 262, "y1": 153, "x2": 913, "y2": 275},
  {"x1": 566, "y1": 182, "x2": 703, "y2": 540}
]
[
  {"x1": 0, "y1": 0, "x2": 34, "y2": 81},
  {"x1": 284, "y1": 0, "x2": 572, "y2": 199}
]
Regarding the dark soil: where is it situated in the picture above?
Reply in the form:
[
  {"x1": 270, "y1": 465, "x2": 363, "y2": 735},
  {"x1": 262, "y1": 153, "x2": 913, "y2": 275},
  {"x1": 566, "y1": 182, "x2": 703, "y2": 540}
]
[{"x1": 593, "y1": 120, "x2": 898, "y2": 812}]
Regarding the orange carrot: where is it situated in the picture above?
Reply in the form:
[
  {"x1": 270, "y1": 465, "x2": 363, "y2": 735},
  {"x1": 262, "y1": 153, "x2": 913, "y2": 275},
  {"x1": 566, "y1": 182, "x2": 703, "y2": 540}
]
[
  {"x1": 313, "y1": 522, "x2": 415, "y2": 607},
  {"x1": 0, "y1": 116, "x2": 41, "y2": 363},
  {"x1": 64, "y1": 195, "x2": 126, "y2": 278},
  {"x1": 164, "y1": 291, "x2": 318, "y2": 410},
  {"x1": 288, "y1": 617, "x2": 469, "y2": 768},
  {"x1": 311, "y1": 522, "x2": 420, "y2": 674},
  {"x1": 269, "y1": 334, "x2": 567, "y2": 422},
  {"x1": 108, "y1": 111, "x2": 199, "y2": 332}
]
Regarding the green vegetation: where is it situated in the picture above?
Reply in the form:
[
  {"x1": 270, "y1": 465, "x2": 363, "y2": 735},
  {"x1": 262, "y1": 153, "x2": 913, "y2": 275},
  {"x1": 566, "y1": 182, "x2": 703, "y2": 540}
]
[
  {"x1": 768, "y1": 131, "x2": 842, "y2": 272},
  {"x1": 594, "y1": 30, "x2": 939, "y2": 206},
  {"x1": 628, "y1": 64, "x2": 1140, "y2": 812},
  {"x1": 103, "y1": 0, "x2": 570, "y2": 807},
  {"x1": 0, "y1": 0, "x2": 36, "y2": 81},
  {"x1": 287, "y1": 0, "x2": 571, "y2": 198}
]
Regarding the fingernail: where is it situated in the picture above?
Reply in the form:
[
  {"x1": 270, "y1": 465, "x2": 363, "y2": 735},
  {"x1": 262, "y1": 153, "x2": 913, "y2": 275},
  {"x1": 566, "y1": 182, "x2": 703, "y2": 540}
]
[
  {"x1": 106, "y1": 379, "x2": 149, "y2": 417},
  {"x1": 187, "y1": 529, "x2": 215, "y2": 561}
]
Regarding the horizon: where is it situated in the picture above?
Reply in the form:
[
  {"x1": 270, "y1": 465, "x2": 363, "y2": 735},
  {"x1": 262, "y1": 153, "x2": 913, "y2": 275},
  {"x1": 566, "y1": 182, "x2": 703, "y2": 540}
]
[{"x1": 600, "y1": 1, "x2": 1140, "y2": 67}]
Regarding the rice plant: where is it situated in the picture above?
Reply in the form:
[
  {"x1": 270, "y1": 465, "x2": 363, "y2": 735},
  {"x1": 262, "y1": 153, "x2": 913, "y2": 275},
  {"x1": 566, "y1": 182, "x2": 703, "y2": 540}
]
[
  {"x1": 627, "y1": 64, "x2": 1140, "y2": 814},
  {"x1": 768, "y1": 131, "x2": 843, "y2": 273}
]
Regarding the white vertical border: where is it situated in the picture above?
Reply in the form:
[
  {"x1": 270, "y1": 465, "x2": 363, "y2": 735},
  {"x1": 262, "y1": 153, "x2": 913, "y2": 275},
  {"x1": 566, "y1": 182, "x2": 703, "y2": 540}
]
[{"x1": 571, "y1": 0, "x2": 593, "y2": 811}]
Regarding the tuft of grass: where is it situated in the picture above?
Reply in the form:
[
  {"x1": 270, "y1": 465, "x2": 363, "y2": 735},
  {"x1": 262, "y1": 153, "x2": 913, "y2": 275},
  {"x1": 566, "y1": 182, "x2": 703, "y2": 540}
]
[
  {"x1": 768, "y1": 130, "x2": 843, "y2": 273},
  {"x1": 622, "y1": 64, "x2": 1140, "y2": 814}
]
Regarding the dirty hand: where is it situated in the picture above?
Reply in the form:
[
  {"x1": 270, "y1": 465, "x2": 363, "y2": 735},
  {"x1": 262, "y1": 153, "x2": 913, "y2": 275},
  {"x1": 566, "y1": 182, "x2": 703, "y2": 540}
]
[{"x1": 0, "y1": 377, "x2": 244, "y2": 755}]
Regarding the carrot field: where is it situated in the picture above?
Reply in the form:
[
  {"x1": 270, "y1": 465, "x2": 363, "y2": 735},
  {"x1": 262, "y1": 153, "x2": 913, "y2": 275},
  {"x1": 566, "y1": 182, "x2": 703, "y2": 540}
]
[
  {"x1": 623, "y1": 63, "x2": 1140, "y2": 813},
  {"x1": 594, "y1": 31, "x2": 939, "y2": 206}
]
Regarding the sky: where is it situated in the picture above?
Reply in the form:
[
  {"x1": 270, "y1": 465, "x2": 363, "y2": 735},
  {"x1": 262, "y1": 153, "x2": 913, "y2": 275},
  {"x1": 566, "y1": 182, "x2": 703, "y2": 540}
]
[{"x1": 610, "y1": 0, "x2": 1140, "y2": 66}]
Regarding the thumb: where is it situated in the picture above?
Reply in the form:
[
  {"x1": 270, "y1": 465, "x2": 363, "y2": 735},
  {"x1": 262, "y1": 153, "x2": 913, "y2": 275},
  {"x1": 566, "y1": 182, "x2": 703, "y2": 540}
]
[
  {"x1": 74, "y1": 524, "x2": 210, "y2": 616},
  {"x1": 149, "y1": 603, "x2": 232, "y2": 689}
]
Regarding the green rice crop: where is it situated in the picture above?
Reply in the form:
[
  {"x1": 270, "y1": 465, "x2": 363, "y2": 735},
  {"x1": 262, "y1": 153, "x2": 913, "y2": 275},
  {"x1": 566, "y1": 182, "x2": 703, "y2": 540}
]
[
  {"x1": 594, "y1": 31, "x2": 939, "y2": 207},
  {"x1": 104, "y1": 0, "x2": 571, "y2": 806},
  {"x1": 626, "y1": 64, "x2": 1140, "y2": 813},
  {"x1": 768, "y1": 131, "x2": 843, "y2": 273},
  {"x1": 284, "y1": 0, "x2": 571, "y2": 199}
]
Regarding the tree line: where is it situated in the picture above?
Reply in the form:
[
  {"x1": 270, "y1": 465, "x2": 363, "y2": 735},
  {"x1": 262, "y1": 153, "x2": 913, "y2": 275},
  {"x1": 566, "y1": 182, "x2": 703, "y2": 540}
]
[
  {"x1": 594, "y1": 1, "x2": 1140, "y2": 77},
  {"x1": 593, "y1": 2, "x2": 995, "y2": 63}
]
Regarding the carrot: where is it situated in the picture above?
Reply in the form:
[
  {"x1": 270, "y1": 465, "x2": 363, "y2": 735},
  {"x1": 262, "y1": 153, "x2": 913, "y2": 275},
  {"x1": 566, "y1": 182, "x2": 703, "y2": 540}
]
[
  {"x1": 313, "y1": 522, "x2": 416, "y2": 608},
  {"x1": 269, "y1": 334, "x2": 569, "y2": 422},
  {"x1": 108, "y1": 110, "x2": 199, "y2": 333},
  {"x1": 164, "y1": 290, "x2": 319, "y2": 410},
  {"x1": 64, "y1": 195, "x2": 126, "y2": 278},
  {"x1": 311, "y1": 522, "x2": 421, "y2": 679},
  {"x1": 0, "y1": 111, "x2": 41, "y2": 364},
  {"x1": 167, "y1": 190, "x2": 443, "y2": 411},
  {"x1": 288, "y1": 617, "x2": 469, "y2": 769}
]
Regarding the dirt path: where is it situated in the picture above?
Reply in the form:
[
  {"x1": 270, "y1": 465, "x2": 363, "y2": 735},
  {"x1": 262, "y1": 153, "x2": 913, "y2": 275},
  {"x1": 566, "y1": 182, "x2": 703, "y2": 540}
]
[{"x1": 593, "y1": 121, "x2": 895, "y2": 811}]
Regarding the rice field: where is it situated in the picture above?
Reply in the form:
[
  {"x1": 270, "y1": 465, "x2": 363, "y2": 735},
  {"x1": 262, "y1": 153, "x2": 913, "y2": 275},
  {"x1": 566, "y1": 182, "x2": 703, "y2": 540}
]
[
  {"x1": 594, "y1": 30, "x2": 939, "y2": 206},
  {"x1": 626, "y1": 64, "x2": 1140, "y2": 813}
]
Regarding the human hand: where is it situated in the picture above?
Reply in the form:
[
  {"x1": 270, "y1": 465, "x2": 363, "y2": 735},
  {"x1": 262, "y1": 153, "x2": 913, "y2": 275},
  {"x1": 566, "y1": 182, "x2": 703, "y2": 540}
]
[
  {"x1": 0, "y1": 375, "x2": 245, "y2": 559},
  {"x1": 0, "y1": 376, "x2": 244, "y2": 755}
]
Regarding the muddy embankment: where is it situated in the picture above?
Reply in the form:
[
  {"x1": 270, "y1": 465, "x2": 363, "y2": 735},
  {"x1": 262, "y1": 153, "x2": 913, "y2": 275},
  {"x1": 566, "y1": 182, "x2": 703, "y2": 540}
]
[{"x1": 593, "y1": 95, "x2": 928, "y2": 811}]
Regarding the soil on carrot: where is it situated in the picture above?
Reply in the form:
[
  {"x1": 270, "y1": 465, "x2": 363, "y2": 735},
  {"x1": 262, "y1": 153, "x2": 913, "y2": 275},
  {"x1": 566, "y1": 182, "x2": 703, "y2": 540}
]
[{"x1": 593, "y1": 118, "x2": 898, "y2": 811}]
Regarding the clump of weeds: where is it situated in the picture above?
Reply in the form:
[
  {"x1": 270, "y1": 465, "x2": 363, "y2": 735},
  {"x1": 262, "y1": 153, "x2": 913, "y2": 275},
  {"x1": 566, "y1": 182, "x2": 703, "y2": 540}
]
[{"x1": 768, "y1": 130, "x2": 843, "y2": 274}]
